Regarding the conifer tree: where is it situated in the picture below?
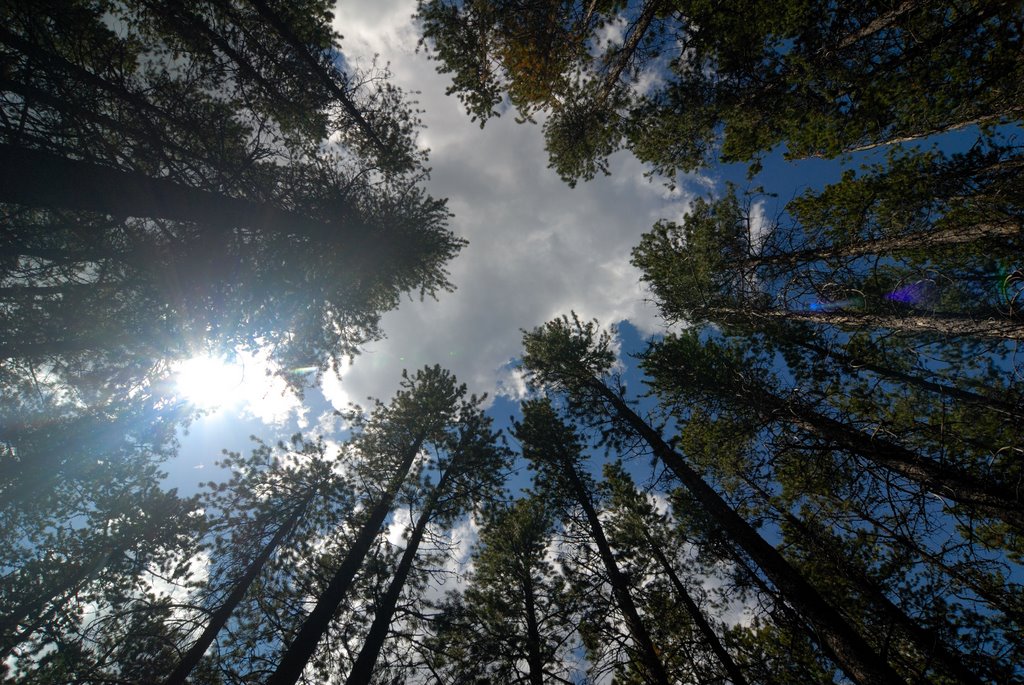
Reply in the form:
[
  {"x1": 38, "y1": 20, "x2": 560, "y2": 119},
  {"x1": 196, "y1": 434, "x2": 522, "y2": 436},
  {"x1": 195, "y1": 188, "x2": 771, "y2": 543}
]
[{"x1": 521, "y1": 314, "x2": 905, "y2": 685}]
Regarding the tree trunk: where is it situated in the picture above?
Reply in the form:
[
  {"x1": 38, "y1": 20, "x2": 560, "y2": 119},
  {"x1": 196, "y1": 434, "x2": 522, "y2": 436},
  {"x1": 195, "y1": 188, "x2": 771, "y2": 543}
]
[
  {"x1": 772, "y1": 391, "x2": 1024, "y2": 528},
  {"x1": 561, "y1": 457, "x2": 671, "y2": 685},
  {"x1": 266, "y1": 436, "x2": 425, "y2": 685},
  {"x1": 787, "y1": 336, "x2": 1024, "y2": 421},
  {"x1": 0, "y1": 549, "x2": 115, "y2": 659},
  {"x1": 521, "y1": 572, "x2": 546, "y2": 685},
  {"x1": 832, "y1": 107, "x2": 1024, "y2": 157},
  {"x1": 745, "y1": 221, "x2": 1020, "y2": 270},
  {"x1": 737, "y1": 307, "x2": 1024, "y2": 341},
  {"x1": 642, "y1": 529, "x2": 749, "y2": 685},
  {"x1": 0, "y1": 144, "x2": 355, "y2": 243},
  {"x1": 588, "y1": 379, "x2": 905, "y2": 685},
  {"x1": 596, "y1": 0, "x2": 662, "y2": 105},
  {"x1": 833, "y1": 1, "x2": 923, "y2": 50},
  {"x1": 162, "y1": 493, "x2": 314, "y2": 685},
  {"x1": 852, "y1": 504, "x2": 1024, "y2": 628},
  {"x1": 243, "y1": 0, "x2": 393, "y2": 165},
  {"x1": 343, "y1": 468, "x2": 453, "y2": 685},
  {"x1": 741, "y1": 475, "x2": 986, "y2": 685}
]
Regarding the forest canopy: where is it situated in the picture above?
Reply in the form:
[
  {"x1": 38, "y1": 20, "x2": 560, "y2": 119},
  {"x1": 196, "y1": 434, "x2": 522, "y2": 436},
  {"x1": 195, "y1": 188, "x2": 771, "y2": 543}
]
[{"x1": 2, "y1": 1, "x2": 1022, "y2": 684}]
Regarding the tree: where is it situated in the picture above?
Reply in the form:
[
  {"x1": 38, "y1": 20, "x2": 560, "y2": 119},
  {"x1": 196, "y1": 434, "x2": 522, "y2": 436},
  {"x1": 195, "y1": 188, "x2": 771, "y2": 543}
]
[
  {"x1": 343, "y1": 392, "x2": 508, "y2": 685},
  {"x1": 266, "y1": 366, "x2": 494, "y2": 685},
  {"x1": 417, "y1": 0, "x2": 680, "y2": 183},
  {"x1": 602, "y1": 462, "x2": 751, "y2": 685},
  {"x1": 515, "y1": 397, "x2": 672, "y2": 685},
  {"x1": 426, "y1": 496, "x2": 581, "y2": 684},
  {"x1": 643, "y1": 331, "x2": 1024, "y2": 528},
  {"x1": 520, "y1": 314, "x2": 905, "y2": 685},
  {"x1": 1, "y1": 481, "x2": 202, "y2": 677},
  {"x1": 419, "y1": 1, "x2": 1024, "y2": 180},
  {"x1": 631, "y1": 185, "x2": 1024, "y2": 341},
  {"x1": 1, "y1": 0, "x2": 462, "y2": 396},
  {"x1": 162, "y1": 436, "x2": 347, "y2": 685}
]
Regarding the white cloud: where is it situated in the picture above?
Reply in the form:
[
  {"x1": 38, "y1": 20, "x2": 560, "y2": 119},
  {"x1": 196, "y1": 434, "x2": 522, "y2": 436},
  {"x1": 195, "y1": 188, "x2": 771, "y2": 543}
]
[{"x1": 323, "y1": 1, "x2": 704, "y2": 408}]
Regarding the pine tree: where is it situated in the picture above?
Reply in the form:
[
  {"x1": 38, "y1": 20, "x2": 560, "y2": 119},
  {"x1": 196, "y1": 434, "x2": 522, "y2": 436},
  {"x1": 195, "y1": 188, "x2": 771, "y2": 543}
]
[
  {"x1": 426, "y1": 496, "x2": 581, "y2": 684},
  {"x1": 267, "y1": 366, "x2": 497, "y2": 685},
  {"x1": 515, "y1": 398, "x2": 672, "y2": 685},
  {"x1": 520, "y1": 314, "x2": 905, "y2": 685}
]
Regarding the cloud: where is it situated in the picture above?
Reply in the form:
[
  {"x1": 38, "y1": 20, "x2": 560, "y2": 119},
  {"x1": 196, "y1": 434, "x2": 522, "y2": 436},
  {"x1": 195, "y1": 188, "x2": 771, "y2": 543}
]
[{"x1": 323, "y1": 1, "x2": 703, "y2": 409}]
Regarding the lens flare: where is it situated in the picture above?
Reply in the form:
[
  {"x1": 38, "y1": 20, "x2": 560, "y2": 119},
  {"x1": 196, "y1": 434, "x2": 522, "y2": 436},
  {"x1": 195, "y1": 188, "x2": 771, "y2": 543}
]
[{"x1": 884, "y1": 280, "x2": 936, "y2": 305}]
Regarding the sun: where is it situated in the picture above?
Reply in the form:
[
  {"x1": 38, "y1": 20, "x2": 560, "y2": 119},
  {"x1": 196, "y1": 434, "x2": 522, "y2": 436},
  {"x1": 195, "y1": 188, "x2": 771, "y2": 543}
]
[{"x1": 173, "y1": 355, "x2": 246, "y2": 410}]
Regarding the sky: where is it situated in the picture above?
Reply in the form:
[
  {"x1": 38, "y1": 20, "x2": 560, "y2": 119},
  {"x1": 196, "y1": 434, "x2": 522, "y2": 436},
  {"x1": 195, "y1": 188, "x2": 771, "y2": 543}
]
[
  {"x1": 168, "y1": 0, "x2": 855, "y2": 490},
  {"x1": 170, "y1": 0, "x2": 692, "y2": 485}
]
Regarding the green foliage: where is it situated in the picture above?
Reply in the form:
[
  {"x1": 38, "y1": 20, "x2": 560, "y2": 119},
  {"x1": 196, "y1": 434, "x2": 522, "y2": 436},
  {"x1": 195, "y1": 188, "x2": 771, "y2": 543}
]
[{"x1": 421, "y1": 0, "x2": 1024, "y2": 180}]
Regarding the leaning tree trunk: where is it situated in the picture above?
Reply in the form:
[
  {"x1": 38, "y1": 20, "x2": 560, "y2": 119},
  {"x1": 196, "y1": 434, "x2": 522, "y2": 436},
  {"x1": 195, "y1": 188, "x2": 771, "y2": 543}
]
[
  {"x1": 785, "y1": 335, "x2": 1024, "y2": 421},
  {"x1": 736, "y1": 306, "x2": 1024, "y2": 341},
  {"x1": 768, "y1": 389, "x2": 1024, "y2": 529},
  {"x1": 560, "y1": 457, "x2": 672, "y2": 685},
  {"x1": 266, "y1": 436, "x2": 425, "y2": 685},
  {"x1": 641, "y1": 528, "x2": 750, "y2": 685},
  {"x1": 0, "y1": 549, "x2": 117, "y2": 660},
  {"x1": 744, "y1": 221, "x2": 1020, "y2": 271},
  {"x1": 0, "y1": 144, "x2": 358, "y2": 244},
  {"x1": 596, "y1": 0, "x2": 662, "y2": 105},
  {"x1": 740, "y1": 474, "x2": 986, "y2": 685},
  {"x1": 587, "y1": 379, "x2": 904, "y2": 685},
  {"x1": 244, "y1": 0, "x2": 391, "y2": 164},
  {"x1": 163, "y1": 492, "x2": 314, "y2": 685},
  {"x1": 521, "y1": 571, "x2": 547, "y2": 685},
  {"x1": 343, "y1": 467, "x2": 454, "y2": 685}
]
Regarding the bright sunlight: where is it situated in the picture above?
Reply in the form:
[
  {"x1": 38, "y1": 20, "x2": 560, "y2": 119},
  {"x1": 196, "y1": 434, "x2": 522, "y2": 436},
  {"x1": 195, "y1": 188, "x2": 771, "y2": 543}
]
[{"x1": 173, "y1": 355, "x2": 247, "y2": 410}]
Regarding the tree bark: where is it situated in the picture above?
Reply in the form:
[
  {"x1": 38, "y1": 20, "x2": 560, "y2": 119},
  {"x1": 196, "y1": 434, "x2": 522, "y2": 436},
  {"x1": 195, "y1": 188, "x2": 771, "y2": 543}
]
[
  {"x1": 0, "y1": 144, "x2": 354, "y2": 243},
  {"x1": 244, "y1": 0, "x2": 393, "y2": 165},
  {"x1": 787, "y1": 336, "x2": 1024, "y2": 421},
  {"x1": 740, "y1": 475, "x2": 986, "y2": 685},
  {"x1": 642, "y1": 529, "x2": 749, "y2": 685},
  {"x1": 162, "y1": 492, "x2": 314, "y2": 685},
  {"x1": 771, "y1": 391, "x2": 1024, "y2": 529},
  {"x1": 833, "y1": 1, "x2": 923, "y2": 50},
  {"x1": 0, "y1": 549, "x2": 116, "y2": 659},
  {"x1": 745, "y1": 221, "x2": 1020, "y2": 270},
  {"x1": 596, "y1": 0, "x2": 662, "y2": 105},
  {"x1": 587, "y1": 379, "x2": 905, "y2": 685},
  {"x1": 733, "y1": 306, "x2": 1024, "y2": 341},
  {"x1": 560, "y1": 454, "x2": 672, "y2": 685},
  {"x1": 343, "y1": 468, "x2": 453, "y2": 685},
  {"x1": 266, "y1": 436, "x2": 424, "y2": 685},
  {"x1": 521, "y1": 572, "x2": 546, "y2": 685}
]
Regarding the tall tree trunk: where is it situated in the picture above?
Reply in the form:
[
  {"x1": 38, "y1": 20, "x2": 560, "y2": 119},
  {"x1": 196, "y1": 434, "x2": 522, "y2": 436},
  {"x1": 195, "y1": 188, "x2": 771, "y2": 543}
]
[
  {"x1": 745, "y1": 221, "x2": 1020, "y2": 270},
  {"x1": 561, "y1": 458, "x2": 672, "y2": 685},
  {"x1": 740, "y1": 475, "x2": 986, "y2": 685},
  {"x1": 596, "y1": 0, "x2": 662, "y2": 105},
  {"x1": 0, "y1": 546, "x2": 118, "y2": 659},
  {"x1": 733, "y1": 306, "x2": 1024, "y2": 341},
  {"x1": 785, "y1": 336, "x2": 1024, "y2": 421},
  {"x1": 162, "y1": 492, "x2": 314, "y2": 685},
  {"x1": 243, "y1": 0, "x2": 393, "y2": 165},
  {"x1": 852, "y1": 504, "x2": 1024, "y2": 628},
  {"x1": 832, "y1": 1, "x2": 923, "y2": 50},
  {"x1": 343, "y1": 467, "x2": 454, "y2": 685},
  {"x1": 641, "y1": 529, "x2": 749, "y2": 685},
  {"x1": 521, "y1": 572, "x2": 546, "y2": 685},
  {"x1": 0, "y1": 144, "x2": 358, "y2": 244},
  {"x1": 834, "y1": 108, "x2": 1024, "y2": 157},
  {"x1": 266, "y1": 436, "x2": 425, "y2": 685},
  {"x1": 767, "y1": 389, "x2": 1024, "y2": 528},
  {"x1": 587, "y1": 379, "x2": 905, "y2": 685}
]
